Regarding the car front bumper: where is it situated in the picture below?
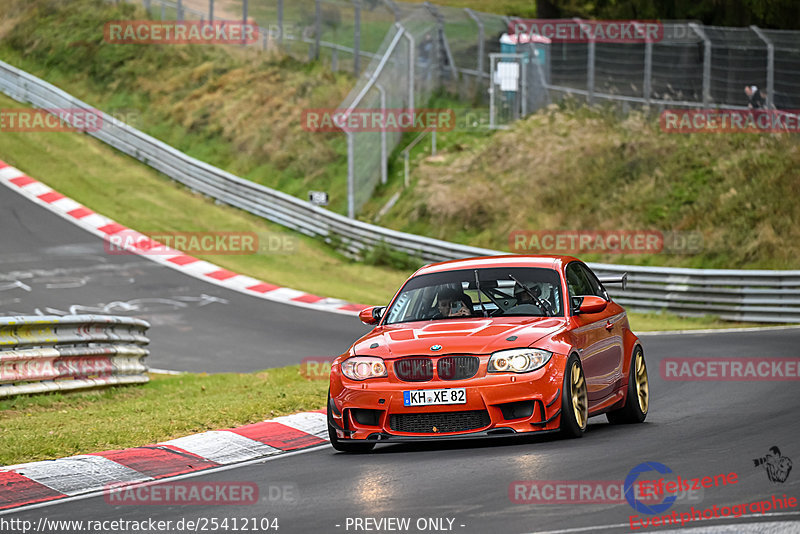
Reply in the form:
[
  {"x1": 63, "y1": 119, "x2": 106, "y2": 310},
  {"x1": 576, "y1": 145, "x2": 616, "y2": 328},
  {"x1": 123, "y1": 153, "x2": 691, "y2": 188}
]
[{"x1": 329, "y1": 353, "x2": 567, "y2": 441}]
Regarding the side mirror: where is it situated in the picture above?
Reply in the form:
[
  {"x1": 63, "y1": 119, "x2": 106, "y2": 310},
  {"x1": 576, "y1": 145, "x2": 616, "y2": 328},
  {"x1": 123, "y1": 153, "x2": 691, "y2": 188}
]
[
  {"x1": 358, "y1": 306, "x2": 385, "y2": 325},
  {"x1": 576, "y1": 296, "x2": 607, "y2": 315}
]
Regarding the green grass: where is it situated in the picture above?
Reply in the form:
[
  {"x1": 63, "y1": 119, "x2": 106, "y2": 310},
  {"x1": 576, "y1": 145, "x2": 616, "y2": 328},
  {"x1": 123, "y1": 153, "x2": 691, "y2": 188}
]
[{"x1": 0, "y1": 368, "x2": 328, "y2": 466}]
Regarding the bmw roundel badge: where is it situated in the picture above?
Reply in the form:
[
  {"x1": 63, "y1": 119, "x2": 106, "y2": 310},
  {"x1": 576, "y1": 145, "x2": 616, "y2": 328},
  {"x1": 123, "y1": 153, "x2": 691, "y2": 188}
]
[{"x1": 430, "y1": 344, "x2": 442, "y2": 351}]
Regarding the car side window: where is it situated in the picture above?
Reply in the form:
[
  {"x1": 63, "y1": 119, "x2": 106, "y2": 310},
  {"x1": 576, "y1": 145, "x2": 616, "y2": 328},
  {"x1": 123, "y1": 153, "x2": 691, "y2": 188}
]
[
  {"x1": 578, "y1": 263, "x2": 608, "y2": 300},
  {"x1": 566, "y1": 263, "x2": 592, "y2": 299}
]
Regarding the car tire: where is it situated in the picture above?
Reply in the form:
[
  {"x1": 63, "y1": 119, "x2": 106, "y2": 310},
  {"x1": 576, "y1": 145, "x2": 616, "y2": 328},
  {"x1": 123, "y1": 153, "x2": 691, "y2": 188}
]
[
  {"x1": 559, "y1": 353, "x2": 588, "y2": 438},
  {"x1": 606, "y1": 346, "x2": 649, "y2": 425},
  {"x1": 327, "y1": 391, "x2": 376, "y2": 453}
]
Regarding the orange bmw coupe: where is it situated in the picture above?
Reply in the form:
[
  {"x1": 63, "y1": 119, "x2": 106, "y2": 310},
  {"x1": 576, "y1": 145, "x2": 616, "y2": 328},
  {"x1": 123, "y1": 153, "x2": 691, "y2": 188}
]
[{"x1": 327, "y1": 255, "x2": 649, "y2": 452}]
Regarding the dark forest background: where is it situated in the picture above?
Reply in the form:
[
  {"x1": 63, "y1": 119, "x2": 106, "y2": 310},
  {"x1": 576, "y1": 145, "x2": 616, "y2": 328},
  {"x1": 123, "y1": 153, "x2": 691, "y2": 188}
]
[{"x1": 534, "y1": 0, "x2": 799, "y2": 29}]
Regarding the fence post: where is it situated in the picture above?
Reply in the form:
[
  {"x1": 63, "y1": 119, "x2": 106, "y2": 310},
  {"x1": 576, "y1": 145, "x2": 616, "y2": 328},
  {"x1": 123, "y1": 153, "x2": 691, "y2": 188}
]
[
  {"x1": 382, "y1": 0, "x2": 401, "y2": 22},
  {"x1": 144, "y1": 0, "x2": 151, "y2": 15},
  {"x1": 400, "y1": 25, "x2": 415, "y2": 109},
  {"x1": 376, "y1": 83, "x2": 388, "y2": 185},
  {"x1": 160, "y1": 2, "x2": 165, "y2": 20},
  {"x1": 242, "y1": 0, "x2": 248, "y2": 46},
  {"x1": 489, "y1": 54, "x2": 496, "y2": 128},
  {"x1": 690, "y1": 23, "x2": 711, "y2": 107},
  {"x1": 424, "y1": 2, "x2": 459, "y2": 81},
  {"x1": 353, "y1": 0, "x2": 361, "y2": 76},
  {"x1": 464, "y1": 9, "x2": 485, "y2": 80},
  {"x1": 209, "y1": 0, "x2": 213, "y2": 22},
  {"x1": 314, "y1": 0, "x2": 321, "y2": 60},
  {"x1": 575, "y1": 18, "x2": 594, "y2": 105},
  {"x1": 751, "y1": 25, "x2": 774, "y2": 109},
  {"x1": 278, "y1": 0, "x2": 283, "y2": 45},
  {"x1": 347, "y1": 131, "x2": 355, "y2": 218},
  {"x1": 177, "y1": 0, "x2": 184, "y2": 21},
  {"x1": 644, "y1": 40, "x2": 653, "y2": 106}
]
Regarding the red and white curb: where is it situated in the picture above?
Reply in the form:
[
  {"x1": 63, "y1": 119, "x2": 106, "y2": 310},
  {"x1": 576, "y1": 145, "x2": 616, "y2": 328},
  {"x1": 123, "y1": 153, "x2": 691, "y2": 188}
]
[
  {"x1": 0, "y1": 410, "x2": 329, "y2": 511},
  {"x1": 0, "y1": 160, "x2": 369, "y2": 316}
]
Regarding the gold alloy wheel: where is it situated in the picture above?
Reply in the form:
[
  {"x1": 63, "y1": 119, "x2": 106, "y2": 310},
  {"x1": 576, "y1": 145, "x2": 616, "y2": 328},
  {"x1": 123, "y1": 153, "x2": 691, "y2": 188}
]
[
  {"x1": 571, "y1": 362, "x2": 588, "y2": 429},
  {"x1": 635, "y1": 351, "x2": 649, "y2": 414}
]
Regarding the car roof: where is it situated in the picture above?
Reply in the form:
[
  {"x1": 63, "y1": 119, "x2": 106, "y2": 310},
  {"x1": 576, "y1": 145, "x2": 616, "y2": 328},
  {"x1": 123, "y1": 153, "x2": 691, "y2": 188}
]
[{"x1": 412, "y1": 255, "x2": 580, "y2": 277}]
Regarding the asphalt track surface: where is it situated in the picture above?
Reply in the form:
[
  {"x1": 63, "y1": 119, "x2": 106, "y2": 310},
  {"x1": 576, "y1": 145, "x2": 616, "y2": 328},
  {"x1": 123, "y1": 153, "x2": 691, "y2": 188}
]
[
  {"x1": 0, "y1": 187, "x2": 368, "y2": 372},
  {"x1": 3, "y1": 183, "x2": 800, "y2": 533},
  {"x1": 5, "y1": 328, "x2": 800, "y2": 533}
]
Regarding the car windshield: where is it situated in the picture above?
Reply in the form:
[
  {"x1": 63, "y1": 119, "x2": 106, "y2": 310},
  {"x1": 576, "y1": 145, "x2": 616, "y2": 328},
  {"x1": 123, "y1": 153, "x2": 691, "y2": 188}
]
[{"x1": 384, "y1": 267, "x2": 564, "y2": 324}]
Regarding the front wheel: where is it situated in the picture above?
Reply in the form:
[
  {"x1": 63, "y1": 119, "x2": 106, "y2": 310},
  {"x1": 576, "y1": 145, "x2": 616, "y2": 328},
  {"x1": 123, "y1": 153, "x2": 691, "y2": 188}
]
[
  {"x1": 327, "y1": 392, "x2": 375, "y2": 453},
  {"x1": 560, "y1": 353, "x2": 588, "y2": 438},
  {"x1": 607, "y1": 347, "x2": 649, "y2": 424}
]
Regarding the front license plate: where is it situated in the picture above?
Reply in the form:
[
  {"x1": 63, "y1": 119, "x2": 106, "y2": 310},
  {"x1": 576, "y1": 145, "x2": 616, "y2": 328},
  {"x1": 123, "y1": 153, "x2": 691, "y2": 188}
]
[{"x1": 403, "y1": 388, "x2": 466, "y2": 406}]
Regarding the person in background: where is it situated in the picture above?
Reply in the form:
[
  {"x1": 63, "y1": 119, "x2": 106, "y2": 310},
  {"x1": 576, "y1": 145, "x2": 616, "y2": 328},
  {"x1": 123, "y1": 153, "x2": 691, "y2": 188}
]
[{"x1": 744, "y1": 85, "x2": 765, "y2": 109}]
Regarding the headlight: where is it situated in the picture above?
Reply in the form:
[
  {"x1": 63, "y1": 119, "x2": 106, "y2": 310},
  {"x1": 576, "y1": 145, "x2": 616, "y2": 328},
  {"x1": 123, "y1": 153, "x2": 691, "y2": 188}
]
[
  {"x1": 341, "y1": 356, "x2": 387, "y2": 380},
  {"x1": 488, "y1": 349, "x2": 552, "y2": 373}
]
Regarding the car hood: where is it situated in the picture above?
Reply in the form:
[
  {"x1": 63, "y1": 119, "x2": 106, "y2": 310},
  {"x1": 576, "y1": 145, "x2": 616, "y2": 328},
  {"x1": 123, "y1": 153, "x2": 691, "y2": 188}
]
[{"x1": 351, "y1": 317, "x2": 566, "y2": 359}]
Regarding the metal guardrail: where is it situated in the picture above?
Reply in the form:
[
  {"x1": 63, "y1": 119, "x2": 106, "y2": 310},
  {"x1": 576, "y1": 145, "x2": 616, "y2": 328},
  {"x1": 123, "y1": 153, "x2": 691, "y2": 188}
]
[
  {"x1": 0, "y1": 315, "x2": 150, "y2": 397},
  {"x1": 0, "y1": 60, "x2": 798, "y2": 323}
]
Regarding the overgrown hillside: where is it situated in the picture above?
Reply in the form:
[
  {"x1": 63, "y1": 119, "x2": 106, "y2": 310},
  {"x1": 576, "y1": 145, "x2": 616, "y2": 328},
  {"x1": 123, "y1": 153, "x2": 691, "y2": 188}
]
[
  {"x1": 0, "y1": 0, "x2": 354, "y2": 211},
  {"x1": 365, "y1": 104, "x2": 800, "y2": 269}
]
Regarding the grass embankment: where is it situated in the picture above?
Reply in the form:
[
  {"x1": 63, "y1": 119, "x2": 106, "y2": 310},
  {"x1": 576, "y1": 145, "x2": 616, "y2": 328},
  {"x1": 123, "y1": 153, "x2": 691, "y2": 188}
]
[
  {"x1": 0, "y1": 0, "x2": 355, "y2": 213},
  {"x1": 363, "y1": 104, "x2": 800, "y2": 270},
  {"x1": 0, "y1": 368, "x2": 328, "y2": 466}
]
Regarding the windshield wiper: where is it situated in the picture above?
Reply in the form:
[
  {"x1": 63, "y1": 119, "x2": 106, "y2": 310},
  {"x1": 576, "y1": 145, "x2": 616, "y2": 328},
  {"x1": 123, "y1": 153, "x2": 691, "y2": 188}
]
[
  {"x1": 474, "y1": 269, "x2": 488, "y2": 318},
  {"x1": 508, "y1": 274, "x2": 551, "y2": 317}
]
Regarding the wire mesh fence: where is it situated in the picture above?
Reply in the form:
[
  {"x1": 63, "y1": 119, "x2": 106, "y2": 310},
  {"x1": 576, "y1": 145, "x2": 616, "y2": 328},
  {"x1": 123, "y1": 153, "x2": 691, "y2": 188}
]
[{"x1": 113, "y1": 0, "x2": 800, "y2": 216}]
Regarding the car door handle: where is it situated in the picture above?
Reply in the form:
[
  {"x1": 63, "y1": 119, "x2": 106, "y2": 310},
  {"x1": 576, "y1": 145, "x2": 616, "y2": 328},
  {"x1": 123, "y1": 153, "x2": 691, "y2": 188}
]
[{"x1": 605, "y1": 321, "x2": 614, "y2": 330}]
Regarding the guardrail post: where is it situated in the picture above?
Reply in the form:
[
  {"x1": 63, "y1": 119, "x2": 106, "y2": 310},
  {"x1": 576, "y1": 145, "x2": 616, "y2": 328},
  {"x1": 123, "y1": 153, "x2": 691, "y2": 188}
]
[
  {"x1": 751, "y1": 25, "x2": 774, "y2": 108},
  {"x1": 160, "y1": 1, "x2": 165, "y2": 20},
  {"x1": 690, "y1": 23, "x2": 712, "y2": 107},
  {"x1": 353, "y1": 0, "x2": 361, "y2": 76},
  {"x1": 177, "y1": 0, "x2": 184, "y2": 21},
  {"x1": 208, "y1": 0, "x2": 213, "y2": 22},
  {"x1": 464, "y1": 8, "x2": 485, "y2": 80},
  {"x1": 144, "y1": 0, "x2": 151, "y2": 15}
]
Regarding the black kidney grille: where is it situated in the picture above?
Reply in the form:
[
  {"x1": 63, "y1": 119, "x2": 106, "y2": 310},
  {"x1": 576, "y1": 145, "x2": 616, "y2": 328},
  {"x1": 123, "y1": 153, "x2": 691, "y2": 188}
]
[
  {"x1": 437, "y1": 355, "x2": 479, "y2": 380},
  {"x1": 394, "y1": 358, "x2": 433, "y2": 382},
  {"x1": 390, "y1": 410, "x2": 490, "y2": 433}
]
